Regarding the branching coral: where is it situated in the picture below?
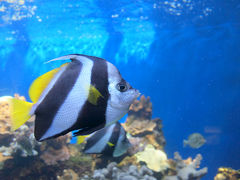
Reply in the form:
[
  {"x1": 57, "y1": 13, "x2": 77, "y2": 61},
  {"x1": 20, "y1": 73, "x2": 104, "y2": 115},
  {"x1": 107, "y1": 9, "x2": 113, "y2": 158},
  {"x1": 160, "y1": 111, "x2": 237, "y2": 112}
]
[
  {"x1": 128, "y1": 95, "x2": 152, "y2": 120},
  {"x1": 91, "y1": 162, "x2": 157, "y2": 180},
  {"x1": 164, "y1": 152, "x2": 208, "y2": 180},
  {"x1": 122, "y1": 95, "x2": 166, "y2": 151}
]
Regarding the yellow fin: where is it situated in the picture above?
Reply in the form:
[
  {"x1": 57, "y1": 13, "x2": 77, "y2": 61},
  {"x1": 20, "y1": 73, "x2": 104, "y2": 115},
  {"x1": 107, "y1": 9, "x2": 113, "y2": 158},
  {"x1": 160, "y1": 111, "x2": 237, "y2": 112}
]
[
  {"x1": 107, "y1": 142, "x2": 115, "y2": 147},
  {"x1": 9, "y1": 98, "x2": 33, "y2": 131},
  {"x1": 76, "y1": 135, "x2": 89, "y2": 144},
  {"x1": 28, "y1": 63, "x2": 68, "y2": 103},
  {"x1": 88, "y1": 85, "x2": 103, "y2": 105}
]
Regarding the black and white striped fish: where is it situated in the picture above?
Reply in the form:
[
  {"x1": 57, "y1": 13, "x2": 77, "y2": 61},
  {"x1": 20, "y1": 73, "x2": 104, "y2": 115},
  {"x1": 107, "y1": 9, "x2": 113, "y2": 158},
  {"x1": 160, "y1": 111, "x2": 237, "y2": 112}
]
[
  {"x1": 81, "y1": 122, "x2": 131, "y2": 157},
  {"x1": 9, "y1": 54, "x2": 140, "y2": 141}
]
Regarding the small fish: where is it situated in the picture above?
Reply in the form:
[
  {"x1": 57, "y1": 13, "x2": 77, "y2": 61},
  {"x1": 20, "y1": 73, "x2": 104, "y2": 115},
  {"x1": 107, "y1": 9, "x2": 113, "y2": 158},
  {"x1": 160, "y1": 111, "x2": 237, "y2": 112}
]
[
  {"x1": 9, "y1": 54, "x2": 140, "y2": 141},
  {"x1": 183, "y1": 133, "x2": 206, "y2": 149},
  {"x1": 81, "y1": 122, "x2": 131, "y2": 157}
]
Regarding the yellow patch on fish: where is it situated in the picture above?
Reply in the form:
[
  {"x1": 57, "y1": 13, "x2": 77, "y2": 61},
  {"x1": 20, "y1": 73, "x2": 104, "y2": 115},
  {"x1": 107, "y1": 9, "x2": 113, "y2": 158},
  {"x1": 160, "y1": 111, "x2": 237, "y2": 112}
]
[
  {"x1": 77, "y1": 135, "x2": 89, "y2": 144},
  {"x1": 107, "y1": 142, "x2": 115, "y2": 147},
  {"x1": 87, "y1": 85, "x2": 103, "y2": 105}
]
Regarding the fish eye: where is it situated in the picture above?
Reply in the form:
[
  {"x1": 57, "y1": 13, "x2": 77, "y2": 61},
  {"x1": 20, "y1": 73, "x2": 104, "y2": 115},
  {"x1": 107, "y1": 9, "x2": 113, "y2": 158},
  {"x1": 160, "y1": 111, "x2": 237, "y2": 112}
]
[{"x1": 116, "y1": 82, "x2": 128, "y2": 92}]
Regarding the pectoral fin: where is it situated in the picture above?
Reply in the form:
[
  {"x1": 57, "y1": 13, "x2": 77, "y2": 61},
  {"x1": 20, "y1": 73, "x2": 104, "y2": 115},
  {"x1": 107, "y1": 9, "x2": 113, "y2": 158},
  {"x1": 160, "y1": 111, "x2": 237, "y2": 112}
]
[{"x1": 87, "y1": 85, "x2": 103, "y2": 105}]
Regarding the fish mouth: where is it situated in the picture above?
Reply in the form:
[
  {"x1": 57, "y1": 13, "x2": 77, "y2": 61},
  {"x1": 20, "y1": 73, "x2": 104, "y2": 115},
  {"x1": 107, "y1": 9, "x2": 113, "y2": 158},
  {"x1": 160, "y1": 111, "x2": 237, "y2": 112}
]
[{"x1": 134, "y1": 89, "x2": 141, "y2": 99}]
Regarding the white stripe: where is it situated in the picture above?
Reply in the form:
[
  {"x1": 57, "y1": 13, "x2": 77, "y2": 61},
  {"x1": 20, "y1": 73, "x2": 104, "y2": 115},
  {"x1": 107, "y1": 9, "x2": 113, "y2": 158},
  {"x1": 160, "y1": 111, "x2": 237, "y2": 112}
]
[
  {"x1": 105, "y1": 62, "x2": 127, "y2": 126},
  {"x1": 40, "y1": 56, "x2": 94, "y2": 140},
  {"x1": 113, "y1": 125, "x2": 128, "y2": 157},
  {"x1": 84, "y1": 124, "x2": 115, "y2": 153},
  {"x1": 30, "y1": 65, "x2": 67, "y2": 115},
  {"x1": 105, "y1": 101, "x2": 127, "y2": 126}
]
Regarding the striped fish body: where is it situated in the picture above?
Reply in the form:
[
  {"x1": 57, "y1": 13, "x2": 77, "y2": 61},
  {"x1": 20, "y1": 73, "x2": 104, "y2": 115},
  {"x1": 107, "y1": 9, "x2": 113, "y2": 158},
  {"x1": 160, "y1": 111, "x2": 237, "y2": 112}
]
[
  {"x1": 10, "y1": 54, "x2": 140, "y2": 142},
  {"x1": 83, "y1": 122, "x2": 131, "y2": 157}
]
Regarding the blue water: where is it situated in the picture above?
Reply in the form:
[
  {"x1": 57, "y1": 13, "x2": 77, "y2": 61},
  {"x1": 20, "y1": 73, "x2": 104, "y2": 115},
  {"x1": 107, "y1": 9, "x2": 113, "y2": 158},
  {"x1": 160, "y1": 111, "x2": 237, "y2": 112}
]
[{"x1": 1, "y1": 0, "x2": 240, "y2": 179}]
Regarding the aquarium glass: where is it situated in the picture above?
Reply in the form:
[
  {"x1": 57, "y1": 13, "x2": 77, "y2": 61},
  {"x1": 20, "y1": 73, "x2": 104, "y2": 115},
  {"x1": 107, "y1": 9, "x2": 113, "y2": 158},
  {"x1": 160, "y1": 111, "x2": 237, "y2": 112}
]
[{"x1": 0, "y1": 0, "x2": 239, "y2": 179}]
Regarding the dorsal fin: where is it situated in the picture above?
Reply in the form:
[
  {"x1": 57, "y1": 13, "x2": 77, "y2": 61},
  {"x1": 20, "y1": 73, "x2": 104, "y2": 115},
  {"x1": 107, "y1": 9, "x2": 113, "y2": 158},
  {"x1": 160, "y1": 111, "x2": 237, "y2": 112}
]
[
  {"x1": 45, "y1": 54, "x2": 86, "y2": 64},
  {"x1": 28, "y1": 63, "x2": 68, "y2": 103}
]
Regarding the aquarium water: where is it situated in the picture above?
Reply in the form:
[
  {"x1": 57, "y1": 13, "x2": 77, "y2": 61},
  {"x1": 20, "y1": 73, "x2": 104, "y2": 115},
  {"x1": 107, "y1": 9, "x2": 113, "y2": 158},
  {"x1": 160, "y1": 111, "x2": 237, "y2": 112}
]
[{"x1": 0, "y1": 0, "x2": 239, "y2": 179}]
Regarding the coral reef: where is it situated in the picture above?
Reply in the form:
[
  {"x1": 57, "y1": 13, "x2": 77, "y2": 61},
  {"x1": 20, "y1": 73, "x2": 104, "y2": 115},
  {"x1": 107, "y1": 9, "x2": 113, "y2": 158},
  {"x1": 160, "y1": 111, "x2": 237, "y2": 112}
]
[
  {"x1": 214, "y1": 167, "x2": 240, "y2": 180},
  {"x1": 0, "y1": 95, "x2": 92, "y2": 179},
  {"x1": 40, "y1": 135, "x2": 71, "y2": 165},
  {"x1": 90, "y1": 162, "x2": 157, "y2": 180},
  {"x1": 123, "y1": 95, "x2": 166, "y2": 151},
  {"x1": 0, "y1": 94, "x2": 208, "y2": 180},
  {"x1": 88, "y1": 150, "x2": 208, "y2": 180},
  {"x1": 57, "y1": 169, "x2": 79, "y2": 180},
  {"x1": 0, "y1": 95, "x2": 39, "y2": 163},
  {"x1": 135, "y1": 144, "x2": 169, "y2": 172},
  {"x1": 164, "y1": 152, "x2": 208, "y2": 180},
  {"x1": 128, "y1": 95, "x2": 153, "y2": 120},
  {"x1": 0, "y1": 96, "x2": 11, "y2": 135},
  {"x1": 90, "y1": 95, "x2": 207, "y2": 179}
]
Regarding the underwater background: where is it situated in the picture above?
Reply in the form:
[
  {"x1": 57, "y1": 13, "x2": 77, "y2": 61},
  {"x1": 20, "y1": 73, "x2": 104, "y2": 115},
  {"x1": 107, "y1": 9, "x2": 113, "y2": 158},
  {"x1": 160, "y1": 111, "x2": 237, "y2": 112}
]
[{"x1": 0, "y1": 0, "x2": 240, "y2": 179}]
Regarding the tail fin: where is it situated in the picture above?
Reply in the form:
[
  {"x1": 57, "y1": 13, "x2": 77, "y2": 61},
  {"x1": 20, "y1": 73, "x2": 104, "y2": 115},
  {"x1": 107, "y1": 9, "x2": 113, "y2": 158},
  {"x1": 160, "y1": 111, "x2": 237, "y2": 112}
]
[{"x1": 9, "y1": 98, "x2": 33, "y2": 131}]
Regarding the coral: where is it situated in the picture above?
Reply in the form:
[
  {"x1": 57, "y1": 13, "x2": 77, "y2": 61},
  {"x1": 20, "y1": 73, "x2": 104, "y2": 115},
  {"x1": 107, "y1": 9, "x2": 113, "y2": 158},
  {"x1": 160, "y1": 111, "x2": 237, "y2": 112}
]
[
  {"x1": 118, "y1": 155, "x2": 139, "y2": 167},
  {"x1": 128, "y1": 95, "x2": 152, "y2": 120},
  {"x1": 124, "y1": 118, "x2": 156, "y2": 136},
  {"x1": 123, "y1": 96, "x2": 155, "y2": 136},
  {"x1": 164, "y1": 152, "x2": 208, "y2": 180},
  {"x1": 91, "y1": 162, "x2": 157, "y2": 180},
  {"x1": 0, "y1": 111, "x2": 40, "y2": 158},
  {"x1": 57, "y1": 169, "x2": 79, "y2": 180},
  {"x1": 214, "y1": 167, "x2": 240, "y2": 180},
  {"x1": 0, "y1": 153, "x2": 12, "y2": 162},
  {"x1": 122, "y1": 95, "x2": 166, "y2": 151},
  {"x1": 135, "y1": 144, "x2": 169, "y2": 172},
  {"x1": 0, "y1": 94, "x2": 74, "y2": 179},
  {"x1": 0, "y1": 97, "x2": 11, "y2": 135},
  {"x1": 128, "y1": 136, "x2": 146, "y2": 155},
  {"x1": 0, "y1": 94, "x2": 26, "y2": 135},
  {"x1": 0, "y1": 93, "x2": 208, "y2": 180},
  {"x1": 40, "y1": 145, "x2": 70, "y2": 165},
  {"x1": 40, "y1": 135, "x2": 71, "y2": 165},
  {"x1": 0, "y1": 96, "x2": 13, "y2": 162}
]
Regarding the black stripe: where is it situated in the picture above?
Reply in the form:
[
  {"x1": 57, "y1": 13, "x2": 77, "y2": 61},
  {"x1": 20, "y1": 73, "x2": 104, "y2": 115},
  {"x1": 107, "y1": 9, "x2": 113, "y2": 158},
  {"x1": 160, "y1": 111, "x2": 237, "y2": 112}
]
[
  {"x1": 83, "y1": 126, "x2": 109, "y2": 152},
  {"x1": 34, "y1": 60, "x2": 82, "y2": 141},
  {"x1": 101, "y1": 122, "x2": 121, "y2": 156},
  {"x1": 69, "y1": 55, "x2": 110, "y2": 135}
]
